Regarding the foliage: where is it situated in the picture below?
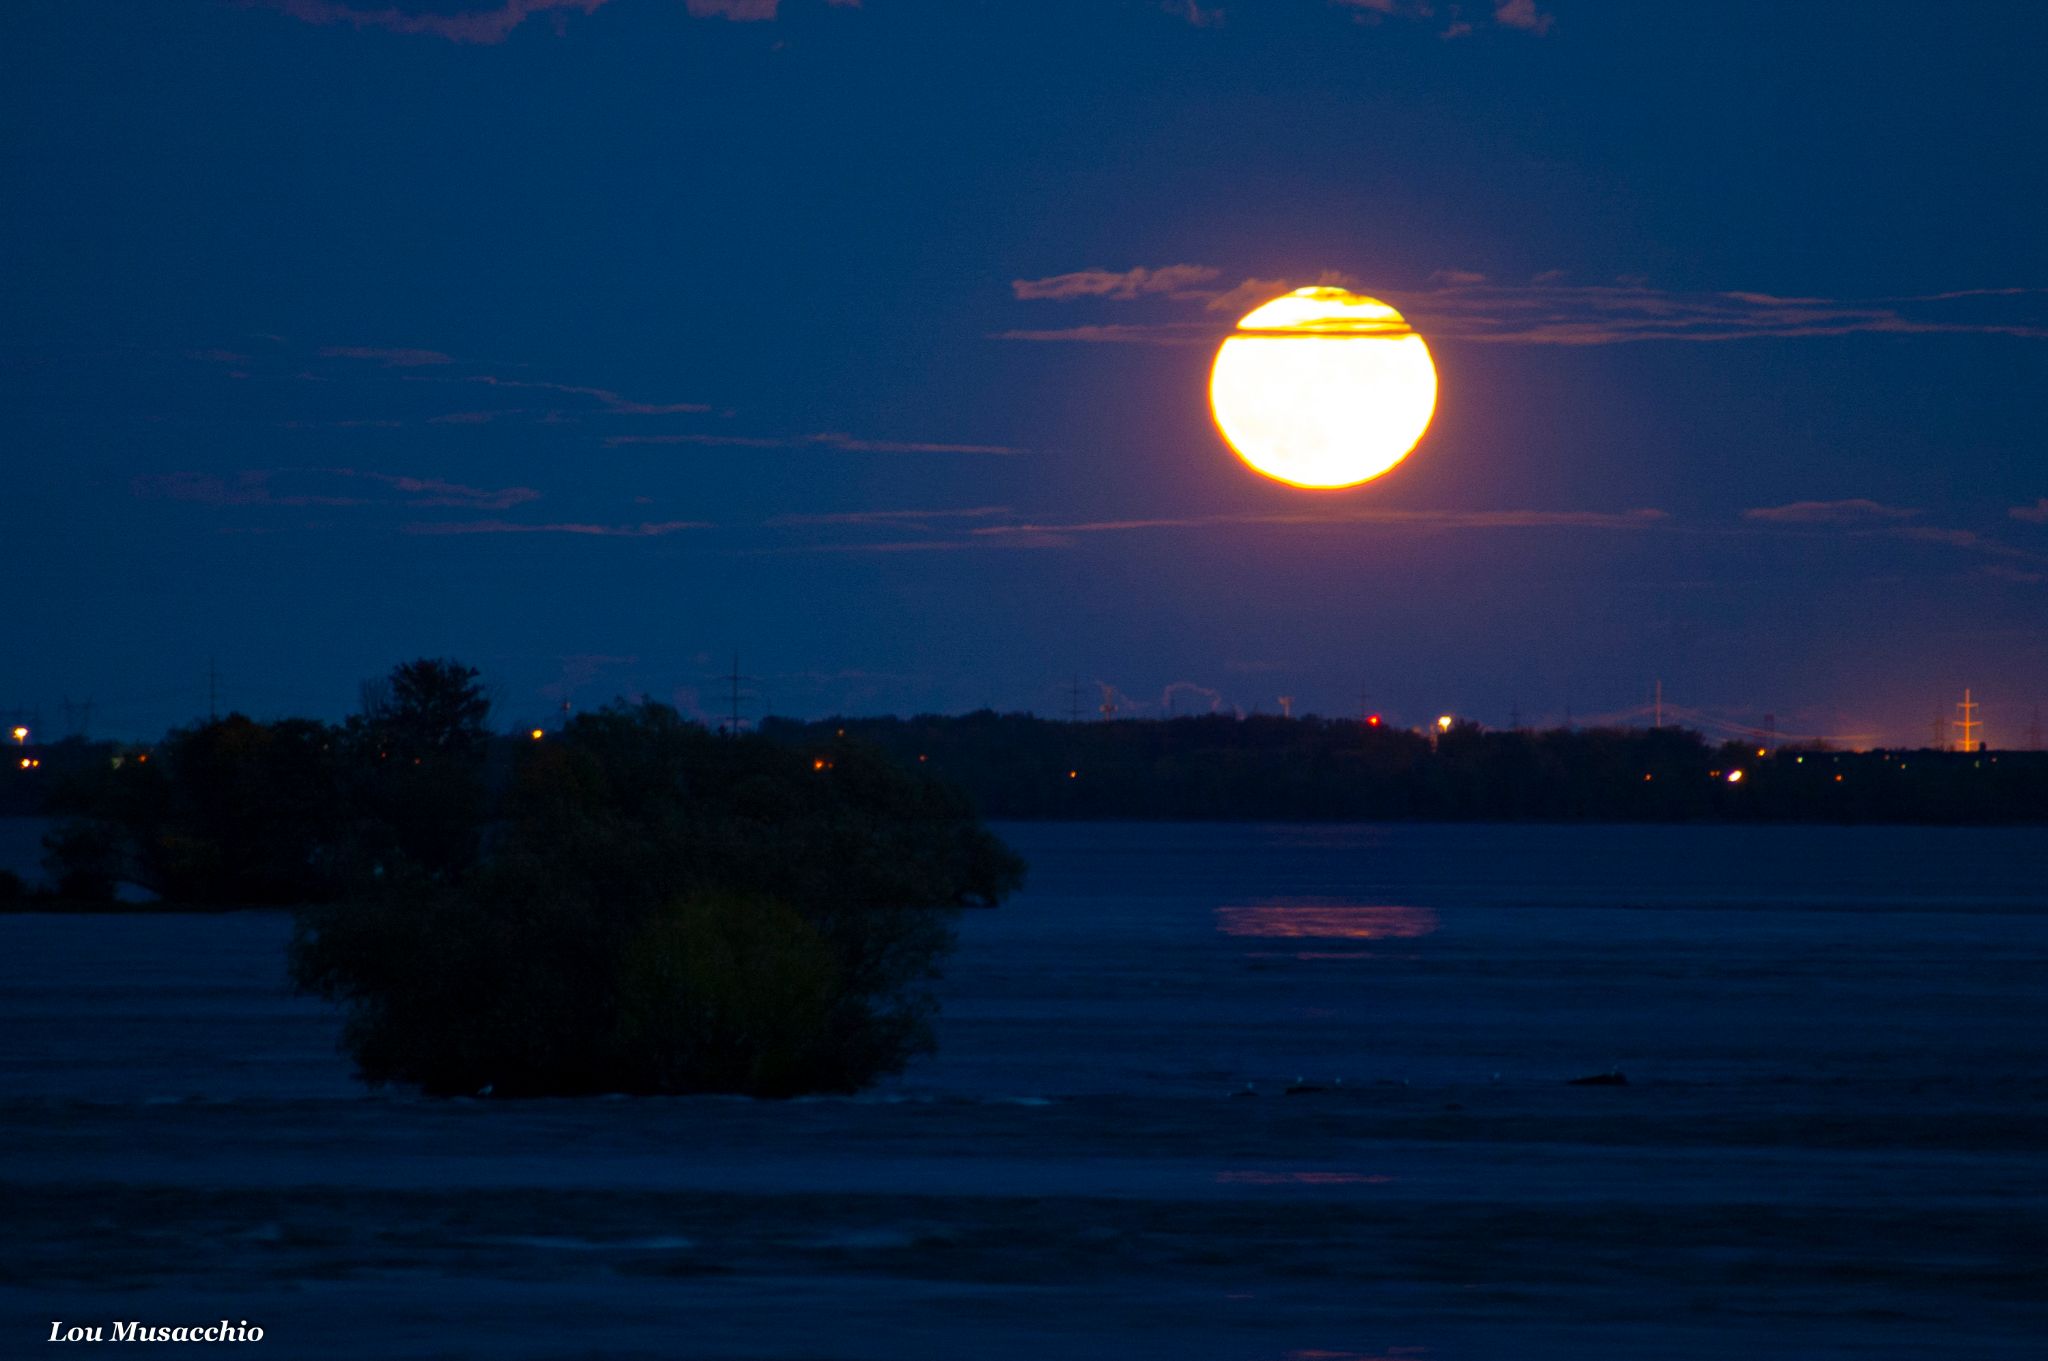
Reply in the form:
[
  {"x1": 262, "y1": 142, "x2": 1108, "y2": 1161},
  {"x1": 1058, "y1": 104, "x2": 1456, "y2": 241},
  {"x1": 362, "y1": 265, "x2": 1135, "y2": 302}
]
[
  {"x1": 41, "y1": 659, "x2": 495, "y2": 906},
  {"x1": 343, "y1": 658, "x2": 494, "y2": 879},
  {"x1": 760, "y1": 712, "x2": 2048, "y2": 824},
  {"x1": 290, "y1": 702, "x2": 1025, "y2": 1097}
]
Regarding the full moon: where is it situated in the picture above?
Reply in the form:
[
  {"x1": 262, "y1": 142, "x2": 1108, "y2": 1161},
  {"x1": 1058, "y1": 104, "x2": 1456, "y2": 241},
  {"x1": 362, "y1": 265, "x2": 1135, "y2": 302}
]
[{"x1": 1209, "y1": 287, "x2": 1438, "y2": 490}]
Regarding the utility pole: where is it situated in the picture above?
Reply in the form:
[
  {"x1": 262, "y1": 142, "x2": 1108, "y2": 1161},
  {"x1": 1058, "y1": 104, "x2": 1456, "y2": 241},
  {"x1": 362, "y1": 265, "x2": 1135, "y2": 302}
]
[
  {"x1": 726, "y1": 654, "x2": 744, "y2": 737},
  {"x1": 1953, "y1": 688, "x2": 1982, "y2": 754},
  {"x1": 1067, "y1": 676, "x2": 1085, "y2": 724},
  {"x1": 1509, "y1": 704, "x2": 1523, "y2": 732},
  {"x1": 1762, "y1": 713, "x2": 1776, "y2": 753},
  {"x1": 1653, "y1": 679, "x2": 1663, "y2": 730},
  {"x1": 2028, "y1": 705, "x2": 2044, "y2": 752},
  {"x1": 1933, "y1": 709, "x2": 1948, "y2": 752}
]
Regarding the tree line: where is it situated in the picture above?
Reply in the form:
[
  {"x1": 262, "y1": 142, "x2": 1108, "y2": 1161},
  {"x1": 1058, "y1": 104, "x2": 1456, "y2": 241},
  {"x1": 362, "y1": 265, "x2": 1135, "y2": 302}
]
[
  {"x1": 762, "y1": 711, "x2": 2048, "y2": 824},
  {"x1": 8, "y1": 661, "x2": 1025, "y2": 1100}
]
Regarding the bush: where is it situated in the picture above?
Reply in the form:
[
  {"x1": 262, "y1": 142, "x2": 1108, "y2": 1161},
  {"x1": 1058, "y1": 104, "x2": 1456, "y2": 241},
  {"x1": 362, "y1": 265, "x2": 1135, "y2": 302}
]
[{"x1": 291, "y1": 702, "x2": 1025, "y2": 1097}]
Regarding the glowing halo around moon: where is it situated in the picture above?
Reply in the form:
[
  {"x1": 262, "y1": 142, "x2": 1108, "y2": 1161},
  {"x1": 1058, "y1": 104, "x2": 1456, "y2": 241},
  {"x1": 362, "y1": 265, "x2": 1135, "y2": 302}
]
[{"x1": 1209, "y1": 287, "x2": 1438, "y2": 490}]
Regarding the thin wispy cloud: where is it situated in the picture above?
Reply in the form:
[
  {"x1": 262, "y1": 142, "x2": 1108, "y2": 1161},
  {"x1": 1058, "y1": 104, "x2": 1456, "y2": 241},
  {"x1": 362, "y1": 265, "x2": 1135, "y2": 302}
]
[
  {"x1": 318, "y1": 345, "x2": 454, "y2": 367},
  {"x1": 258, "y1": 0, "x2": 861, "y2": 45},
  {"x1": 1160, "y1": 1, "x2": 1224, "y2": 27},
  {"x1": 1743, "y1": 499, "x2": 1919, "y2": 526},
  {"x1": 2010, "y1": 499, "x2": 2048, "y2": 525},
  {"x1": 1331, "y1": 0, "x2": 1554, "y2": 36},
  {"x1": 1491, "y1": 0, "x2": 1555, "y2": 35},
  {"x1": 133, "y1": 467, "x2": 540, "y2": 511},
  {"x1": 1000, "y1": 269, "x2": 2048, "y2": 347},
  {"x1": 431, "y1": 373, "x2": 711, "y2": 416},
  {"x1": 769, "y1": 506, "x2": 1012, "y2": 527},
  {"x1": 967, "y1": 507, "x2": 1669, "y2": 540},
  {"x1": 607, "y1": 431, "x2": 1020, "y2": 455},
  {"x1": 1012, "y1": 265, "x2": 1222, "y2": 302},
  {"x1": 264, "y1": 0, "x2": 1538, "y2": 45},
  {"x1": 403, "y1": 518, "x2": 707, "y2": 537}
]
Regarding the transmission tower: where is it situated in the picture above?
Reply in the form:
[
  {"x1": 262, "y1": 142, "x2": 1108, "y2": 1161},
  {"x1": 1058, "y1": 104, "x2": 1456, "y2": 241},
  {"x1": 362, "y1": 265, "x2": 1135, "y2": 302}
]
[
  {"x1": 719, "y1": 654, "x2": 754, "y2": 736},
  {"x1": 1067, "y1": 677, "x2": 1085, "y2": 723},
  {"x1": 2026, "y1": 704, "x2": 2043, "y2": 752},
  {"x1": 1952, "y1": 688, "x2": 1982, "y2": 754}
]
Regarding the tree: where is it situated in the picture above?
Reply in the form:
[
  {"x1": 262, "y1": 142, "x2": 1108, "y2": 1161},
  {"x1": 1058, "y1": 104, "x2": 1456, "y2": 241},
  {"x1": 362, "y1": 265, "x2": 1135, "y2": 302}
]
[{"x1": 291, "y1": 702, "x2": 1026, "y2": 1098}]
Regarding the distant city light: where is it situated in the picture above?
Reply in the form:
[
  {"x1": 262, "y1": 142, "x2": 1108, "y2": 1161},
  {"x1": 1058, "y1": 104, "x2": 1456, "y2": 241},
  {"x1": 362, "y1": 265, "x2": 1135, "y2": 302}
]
[
  {"x1": 9, "y1": 726, "x2": 25, "y2": 743},
  {"x1": 1366, "y1": 714, "x2": 1382, "y2": 727},
  {"x1": 1436, "y1": 715, "x2": 1453, "y2": 732},
  {"x1": 1727, "y1": 769, "x2": 1745, "y2": 784},
  {"x1": 1068, "y1": 770, "x2": 1079, "y2": 779},
  {"x1": 18, "y1": 758, "x2": 30, "y2": 769},
  {"x1": 813, "y1": 758, "x2": 827, "y2": 771},
  {"x1": 529, "y1": 729, "x2": 545, "y2": 741}
]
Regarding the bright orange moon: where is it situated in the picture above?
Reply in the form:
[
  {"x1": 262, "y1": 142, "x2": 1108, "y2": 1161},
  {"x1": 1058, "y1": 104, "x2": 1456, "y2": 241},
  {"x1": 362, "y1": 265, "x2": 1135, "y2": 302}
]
[{"x1": 1209, "y1": 287, "x2": 1438, "y2": 490}]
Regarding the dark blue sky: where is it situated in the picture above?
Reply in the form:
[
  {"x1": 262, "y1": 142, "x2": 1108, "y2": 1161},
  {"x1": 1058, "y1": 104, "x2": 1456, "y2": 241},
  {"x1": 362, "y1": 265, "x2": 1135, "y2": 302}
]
[{"x1": 6, "y1": 0, "x2": 2045, "y2": 744}]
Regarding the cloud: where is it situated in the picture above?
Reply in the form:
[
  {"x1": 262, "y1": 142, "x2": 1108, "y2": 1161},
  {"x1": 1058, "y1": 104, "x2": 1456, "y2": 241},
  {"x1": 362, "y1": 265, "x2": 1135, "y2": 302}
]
[
  {"x1": 606, "y1": 431, "x2": 1019, "y2": 455},
  {"x1": 264, "y1": 0, "x2": 611, "y2": 45},
  {"x1": 1983, "y1": 564, "x2": 2047, "y2": 584},
  {"x1": 1492, "y1": 0, "x2": 1554, "y2": 35},
  {"x1": 133, "y1": 467, "x2": 539, "y2": 511},
  {"x1": 769, "y1": 506, "x2": 1011, "y2": 526},
  {"x1": 1160, "y1": 0, "x2": 1224, "y2": 25},
  {"x1": 968, "y1": 506, "x2": 1669, "y2": 541},
  {"x1": 1332, "y1": 0, "x2": 1549, "y2": 34},
  {"x1": 263, "y1": 0, "x2": 858, "y2": 43},
  {"x1": 1002, "y1": 271, "x2": 2048, "y2": 347},
  {"x1": 424, "y1": 373, "x2": 711, "y2": 415},
  {"x1": 1012, "y1": 265, "x2": 1222, "y2": 302},
  {"x1": 2010, "y1": 499, "x2": 2048, "y2": 525},
  {"x1": 318, "y1": 345, "x2": 454, "y2": 366},
  {"x1": 1888, "y1": 525, "x2": 2045, "y2": 564},
  {"x1": 403, "y1": 518, "x2": 707, "y2": 537},
  {"x1": 1742, "y1": 499, "x2": 1919, "y2": 526}
]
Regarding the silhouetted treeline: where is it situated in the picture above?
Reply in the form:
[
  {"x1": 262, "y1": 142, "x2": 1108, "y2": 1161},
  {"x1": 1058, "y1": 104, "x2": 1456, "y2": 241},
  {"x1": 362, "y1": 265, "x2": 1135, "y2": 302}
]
[
  {"x1": 19, "y1": 660, "x2": 1025, "y2": 1099},
  {"x1": 759, "y1": 713, "x2": 2048, "y2": 824}
]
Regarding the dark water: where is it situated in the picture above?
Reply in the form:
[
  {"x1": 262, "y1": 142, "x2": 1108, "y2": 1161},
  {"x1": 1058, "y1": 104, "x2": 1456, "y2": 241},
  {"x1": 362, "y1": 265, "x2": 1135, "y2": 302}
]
[{"x1": 3, "y1": 822, "x2": 2046, "y2": 1359}]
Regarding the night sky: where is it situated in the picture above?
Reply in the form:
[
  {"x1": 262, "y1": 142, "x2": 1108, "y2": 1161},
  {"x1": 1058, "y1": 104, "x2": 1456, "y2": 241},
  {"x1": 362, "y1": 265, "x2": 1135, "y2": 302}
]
[{"x1": 7, "y1": 0, "x2": 2044, "y2": 745}]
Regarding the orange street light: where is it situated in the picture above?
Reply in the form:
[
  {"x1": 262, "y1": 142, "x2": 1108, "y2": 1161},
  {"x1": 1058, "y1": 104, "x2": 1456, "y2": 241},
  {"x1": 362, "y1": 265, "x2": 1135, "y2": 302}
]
[
  {"x1": 10, "y1": 726, "x2": 26, "y2": 744},
  {"x1": 529, "y1": 729, "x2": 545, "y2": 741},
  {"x1": 1436, "y1": 715, "x2": 1453, "y2": 732},
  {"x1": 1727, "y1": 769, "x2": 1745, "y2": 784}
]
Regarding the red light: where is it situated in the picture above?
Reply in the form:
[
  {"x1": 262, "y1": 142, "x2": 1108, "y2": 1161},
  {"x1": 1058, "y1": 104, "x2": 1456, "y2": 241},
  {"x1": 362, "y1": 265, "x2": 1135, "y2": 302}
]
[{"x1": 1366, "y1": 714, "x2": 1381, "y2": 727}]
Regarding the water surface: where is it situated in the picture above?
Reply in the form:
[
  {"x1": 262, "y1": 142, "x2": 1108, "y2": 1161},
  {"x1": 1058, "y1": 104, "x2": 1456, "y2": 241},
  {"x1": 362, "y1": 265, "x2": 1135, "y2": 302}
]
[{"x1": 3, "y1": 822, "x2": 2044, "y2": 1359}]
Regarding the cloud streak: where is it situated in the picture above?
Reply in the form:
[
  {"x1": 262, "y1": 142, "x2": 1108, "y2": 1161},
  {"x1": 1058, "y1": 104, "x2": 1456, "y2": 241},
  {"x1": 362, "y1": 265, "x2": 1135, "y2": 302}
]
[
  {"x1": 606, "y1": 431, "x2": 1020, "y2": 455},
  {"x1": 966, "y1": 507, "x2": 1670, "y2": 540},
  {"x1": 1012, "y1": 265, "x2": 1222, "y2": 302},
  {"x1": 134, "y1": 467, "x2": 540, "y2": 511},
  {"x1": 262, "y1": 0, "x2": 861, "y2": 43},
  {"x1": 403, "y1": 518, "x2": 708, "y2": 537},
  {"x1": 1742, "y1": 499, "x2": 1918, "y2": 526},
  {"x1": 1001, "y1": 271, "x2": 2048, "y2": 347}
]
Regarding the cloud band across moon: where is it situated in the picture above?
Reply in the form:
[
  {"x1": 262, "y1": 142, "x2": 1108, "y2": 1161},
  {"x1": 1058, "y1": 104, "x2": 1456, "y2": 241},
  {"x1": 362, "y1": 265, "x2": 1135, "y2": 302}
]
[{"x1": 1001, "y1": 270, "x2": 2048, "y2": 347}]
